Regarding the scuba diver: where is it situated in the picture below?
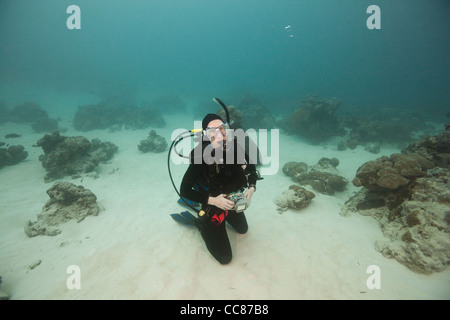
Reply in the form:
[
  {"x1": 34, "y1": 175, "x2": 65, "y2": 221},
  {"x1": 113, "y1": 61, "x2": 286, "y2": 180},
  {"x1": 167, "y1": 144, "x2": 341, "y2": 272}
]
[{"x1": 168, "y1": 98, "x2": 260, "y2": 264}]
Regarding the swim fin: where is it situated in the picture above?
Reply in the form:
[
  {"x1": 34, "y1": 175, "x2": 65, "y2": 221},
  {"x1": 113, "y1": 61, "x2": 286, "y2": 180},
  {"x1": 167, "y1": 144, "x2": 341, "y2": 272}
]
[
  {"x1": 178, "y1": 197, "x2": 200, "y2": 208},
  {"x1": 170, "y1": 211, "x2": 198, "y2": 226}
]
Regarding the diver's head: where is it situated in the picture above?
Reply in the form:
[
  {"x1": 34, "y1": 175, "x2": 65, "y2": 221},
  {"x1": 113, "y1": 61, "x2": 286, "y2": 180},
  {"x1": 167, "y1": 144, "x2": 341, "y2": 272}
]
[
  {"x1": 202, "y1": 114, "x2": 223, "y2": 131},
  {"x1": 202, "y1": 114, "x2": 232, "y2": 150}
]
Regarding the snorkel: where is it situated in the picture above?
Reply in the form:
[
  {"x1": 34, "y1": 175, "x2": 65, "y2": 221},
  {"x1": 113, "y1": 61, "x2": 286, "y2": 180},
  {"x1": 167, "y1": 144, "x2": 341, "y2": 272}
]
[
  {"x1": 212, "y1": 97, "x2": 230, "y2": 124},
  {"x1": 209, "y1": 98, "x2": 233, "y2": 152}
]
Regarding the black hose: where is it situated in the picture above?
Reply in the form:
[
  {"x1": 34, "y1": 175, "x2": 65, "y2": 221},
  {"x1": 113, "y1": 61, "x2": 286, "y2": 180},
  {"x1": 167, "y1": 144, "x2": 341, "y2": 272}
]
[
  {"x1": 213, "y1": 97, "x2": 230, "y2": 124},
  {"x1": 167, "y1": 131, "x2": 200, "y2": 214}
]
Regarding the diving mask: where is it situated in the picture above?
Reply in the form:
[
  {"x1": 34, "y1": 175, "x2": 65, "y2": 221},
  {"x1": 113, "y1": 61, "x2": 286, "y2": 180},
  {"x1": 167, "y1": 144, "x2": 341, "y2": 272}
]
[{"x1": 204, "y1": 122, "x2": 233, "y2": 147}]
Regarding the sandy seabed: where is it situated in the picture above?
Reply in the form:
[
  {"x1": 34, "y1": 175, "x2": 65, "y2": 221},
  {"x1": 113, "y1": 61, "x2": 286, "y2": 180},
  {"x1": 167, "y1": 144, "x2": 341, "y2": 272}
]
[{"x1": 1, "y1": 116, "x2": 449, "y2": 300}]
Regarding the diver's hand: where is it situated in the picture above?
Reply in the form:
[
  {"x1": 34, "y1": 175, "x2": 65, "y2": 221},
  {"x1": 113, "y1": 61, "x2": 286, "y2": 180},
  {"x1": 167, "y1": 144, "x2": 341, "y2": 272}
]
[
  {"x1": 208, "y1": 194, "x2": 235, "y2": 211},
  {"x1": 244, "y1": 187, "x2": 255, "y2": 208},
  {"x1": 244, "y1": 187, "x2": 255, "y2": 200}
]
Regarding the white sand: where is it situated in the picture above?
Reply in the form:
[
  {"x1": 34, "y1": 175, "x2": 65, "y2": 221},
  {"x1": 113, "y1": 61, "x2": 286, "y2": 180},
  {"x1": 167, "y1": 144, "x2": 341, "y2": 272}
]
[{"x1": 1, "y1": 117, "x2": 449, "y2": 300}]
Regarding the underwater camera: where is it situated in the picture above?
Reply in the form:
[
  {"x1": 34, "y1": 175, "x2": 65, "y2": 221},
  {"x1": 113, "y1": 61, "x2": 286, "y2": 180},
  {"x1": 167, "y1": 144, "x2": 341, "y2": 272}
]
[{"x1": 227, "y1": 192, "x2": 248, "y2": 213}]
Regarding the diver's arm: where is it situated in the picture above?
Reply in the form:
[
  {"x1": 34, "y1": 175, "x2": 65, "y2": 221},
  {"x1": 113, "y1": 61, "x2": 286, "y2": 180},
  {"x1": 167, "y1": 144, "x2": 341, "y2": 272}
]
[
  {"x1": 180, "y1": 164, "x2": 209, "y2": 204},
  {"x1": 243, "y1": 153, "x2": 258, "y2": 186},
  {"x1": 237, "y1": 138, "x2": 258, "y2": 186},
  {"x1": 243, "y1": 163, "x2": 257, "y2": 199},
  {"x1": 245, "y1": 163, "x2": 258, "y2": 186}
]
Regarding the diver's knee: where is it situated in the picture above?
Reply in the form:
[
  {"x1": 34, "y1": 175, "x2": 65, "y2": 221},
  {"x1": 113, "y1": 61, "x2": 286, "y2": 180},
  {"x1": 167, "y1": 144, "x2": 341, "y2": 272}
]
[
  {"x1": 238, "y1": 225, "x2": 248, "y2": 234},
  {"x1": 217, "y1": 254, "x2": 232, "y2": 265}
]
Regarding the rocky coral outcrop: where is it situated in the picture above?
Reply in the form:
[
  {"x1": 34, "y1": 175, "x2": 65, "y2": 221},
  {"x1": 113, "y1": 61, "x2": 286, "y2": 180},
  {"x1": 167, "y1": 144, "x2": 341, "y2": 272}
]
[
  {"x1": 282, "y1": 157, "x2": 348, "y2": 195},
  {"x1": 25, "y1": 182, "x2": 100, "y2": 237},
  {"x1": 238, "y1": 95, "x2": 276, "y2": 130},
  {"x1": 37, "y1": 131, "x2": 118, "y2": 181},
  {"x1": 138, "y1": 130, "x2": 167, "y2": 153},
  {"x1": 344, "y1": 167, "x2": 450, "y2": 274},
  {"x1": 342, "y1": 116, "x2": 415, "y2": 147},
  {"x1": 336, "y1": 107, "x2": 436, "y2": 151},
  {"x1": 402, "y1": 125, "x2": 450, "y2": 168},
  {"x1": 0, "y1": 144, "x2": 28, "y2": 169},
  {"x1": 274, "y1": 185, "x2": 315, "y2": 213},
  {"x1": 278, "y1": 95, "x2": 345, "y2": 144},
  {"x1": 9, "y1": 101, "x2": 48, "y2": 123},
  {"x1": 352, "y1": 153, "x2": 435, "y2": 191},
  {"x1": 342, "y1": 125, "x2": 450, "y2": 274},
  {"x1": 364, "y1": 142, "x2": 381, "y2": 154},
  {"x1": 7, "y1": 101, "x2": 59, "y2": 133}
]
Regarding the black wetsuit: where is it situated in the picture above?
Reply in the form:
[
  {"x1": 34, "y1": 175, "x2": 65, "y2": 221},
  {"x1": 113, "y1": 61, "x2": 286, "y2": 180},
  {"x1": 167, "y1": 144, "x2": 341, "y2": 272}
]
[{"x1": 180, "y1": 139, "x2": 258, "y2": 264}]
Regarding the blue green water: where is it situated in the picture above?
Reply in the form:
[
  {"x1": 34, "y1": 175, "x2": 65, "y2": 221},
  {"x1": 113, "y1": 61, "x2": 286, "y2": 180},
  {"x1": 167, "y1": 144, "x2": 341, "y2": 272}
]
[{"x1": 0, "y1": 0, "x2": 449, "y2": 117}]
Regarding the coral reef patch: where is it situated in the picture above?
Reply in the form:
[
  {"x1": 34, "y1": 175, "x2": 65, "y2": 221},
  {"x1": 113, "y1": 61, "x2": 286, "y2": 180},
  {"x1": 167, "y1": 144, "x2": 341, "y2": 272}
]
[
  {"x1": 342, "y1": 116, "x2": 415, "y2": 146},
  {"x1": 138, "y1": 130, "x2": 168, "y2": 153},
  {"x1": 274, "y1": 185, "x2": 315, "y2": 213},
  {"x1": 4, "y1": 101, "x2": 59, "y2": 133},
  {"x1": 277, "y1": 95, "x2": 345, "y2": 144},
  {"x1": 24, "y1": 182, "x2": 100, "y2": 237},
  {"x1": 0, "y1": 143, "x2": 28, "y2": 169},
  {"x1": 37, "y1": 131, "x2": 118, "y2": 182},
  {"x1": 282, "y1": 157, "x2": 348, "y2": 195},
  {"x1": 337, "y1": 107, "x2": 434, "y2": 150},
  {"x1": 237, "y1": 95, "x2": 276, "y2": 130},
  {"x1": 342, "y1": 124, "x2": 450, "y2": 274},
  {"x1": 275, "y1": 95, "x2": 437, "y2": 150},
  {"x1": 402, "y1": 125, "x2": 450, "y2": 168},
  {"x1": 352, "y1": 153, "x2": 435, "y2": 191}
]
